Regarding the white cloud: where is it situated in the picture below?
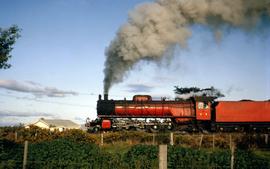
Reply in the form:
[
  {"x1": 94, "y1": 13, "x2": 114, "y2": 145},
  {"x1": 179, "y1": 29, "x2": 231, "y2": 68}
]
[
  {"x1": 0, "y1": 110, "x2": 53, "y2": 117},
  {"x1": 125, "y1": 83, "x2": 154, "y2": 93},
  {"x1": 0, "y1": 80, "x2": 78, "y2": 97},
  {"x1": 0, "y1": 110, "x2": 55, "y2": 126}
]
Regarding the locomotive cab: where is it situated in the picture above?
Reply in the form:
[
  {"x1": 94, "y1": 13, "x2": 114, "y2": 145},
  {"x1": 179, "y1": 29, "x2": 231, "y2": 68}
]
[{"x1": 194, "y1": 96, "x2": 213, "y2": 121}]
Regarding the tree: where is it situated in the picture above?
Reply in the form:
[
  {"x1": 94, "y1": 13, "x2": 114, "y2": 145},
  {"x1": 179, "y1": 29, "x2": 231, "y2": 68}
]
[
  {"x1": 0, "y1": 25, "x2": 21, "y2": 69},
  {"x1": 174, "y1": 86, "x2": 225, "y2": 99}
]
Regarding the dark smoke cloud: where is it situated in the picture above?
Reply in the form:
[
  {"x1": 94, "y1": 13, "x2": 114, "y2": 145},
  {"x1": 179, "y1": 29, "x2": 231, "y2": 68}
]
[
  {"x1": 0, "y1": 80, "x2": 78, "y2": 97},
  {"x1": 103, "y1": 0, "x2": 270, "y2": 94}
]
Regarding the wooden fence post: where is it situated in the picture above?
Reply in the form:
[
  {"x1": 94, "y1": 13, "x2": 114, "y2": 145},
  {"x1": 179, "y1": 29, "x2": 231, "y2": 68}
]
[
  {"x1": 15, "y1": 131, "x2": 17, "y2": 141},
  {"x1": 230, "y1": 144, "x2": 235, "y2": 169},
  {"x1": 152, "y1": 133, "x2": 156, "y2": 145},
  {"x1": 265, "y1": 134, "x2": 268, "y2": 145},
  {"x1": 229, "y1": 134, "x2": 232, "y2": 150},
  {"x1": 212, "y1": 134, "x2": 215, "y2": 149},
  {"x1": 199, "y1": 134, "x2": 204, "y2": 149},
  {"x1": 170, "y1": 132, "x2": 174, "y2": 146},
  {"x1": 229, "y1": 134, "x2": 236, "y2": 169},
  {"x1": 159, "y1": 145, "x2": 167, "y2": 169},
  {"x1": 100, "y1": 133, "x2": 104, "y2": 146},
  {"x1": 23, "y1": 140, "x2": 28, "y2": 169}
]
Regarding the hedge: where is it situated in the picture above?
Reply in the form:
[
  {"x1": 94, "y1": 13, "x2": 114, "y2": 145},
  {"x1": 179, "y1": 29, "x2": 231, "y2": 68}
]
[{"x1": 1, "y1": 139, "x2": 269, "y2": 169}]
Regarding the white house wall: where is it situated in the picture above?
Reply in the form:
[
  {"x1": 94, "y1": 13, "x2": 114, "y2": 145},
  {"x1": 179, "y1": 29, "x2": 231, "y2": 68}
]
[{"x1": 34, "y1": 121, "x2": 49, "y2": 129}]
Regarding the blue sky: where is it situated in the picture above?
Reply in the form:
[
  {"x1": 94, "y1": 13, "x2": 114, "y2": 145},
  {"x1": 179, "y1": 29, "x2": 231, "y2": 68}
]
[{"x1": 0, "y1": 0, "x2": 269, "y2": 126}]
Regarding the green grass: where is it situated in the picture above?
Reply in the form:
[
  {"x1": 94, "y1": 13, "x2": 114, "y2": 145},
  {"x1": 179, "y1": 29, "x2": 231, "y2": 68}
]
[
  {"x1": 100, "y1": 141, "x2": 133, "y2": 155},
  {"x1": 253, "y1": 150, "x2": 270, "y2": 161}
]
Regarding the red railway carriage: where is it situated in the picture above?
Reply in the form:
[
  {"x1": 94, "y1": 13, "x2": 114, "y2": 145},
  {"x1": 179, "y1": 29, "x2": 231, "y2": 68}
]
[{"x1": 215, "y1": 101, "x2": 270, "y2": 122}]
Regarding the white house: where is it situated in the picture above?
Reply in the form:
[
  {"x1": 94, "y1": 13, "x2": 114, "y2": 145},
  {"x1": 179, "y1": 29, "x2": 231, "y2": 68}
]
[{"x1": 26, "y1": 118, "x2": 81, "y2": 131}]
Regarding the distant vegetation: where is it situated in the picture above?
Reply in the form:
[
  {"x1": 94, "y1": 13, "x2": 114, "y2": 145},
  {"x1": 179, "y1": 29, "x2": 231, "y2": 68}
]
[
  {"x1": 1, "y1": 126, "x2": 269, "y2": 149},
  {"x1": 0, "y1": 125, "x2": 96, "y2": 144},
  {"x1": 1, "y1": 126, "x2": 270, "y2": 169}
]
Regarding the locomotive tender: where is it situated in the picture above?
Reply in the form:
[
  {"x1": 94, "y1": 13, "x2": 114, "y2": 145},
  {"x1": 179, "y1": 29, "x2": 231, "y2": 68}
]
[{"x1": 86, "y1": 94, "x2": 270, "y2": 132}]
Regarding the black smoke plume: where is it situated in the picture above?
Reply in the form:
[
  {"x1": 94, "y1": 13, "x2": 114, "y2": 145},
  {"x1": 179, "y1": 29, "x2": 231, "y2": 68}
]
[{"x1": 104, "y1": 0, "x2": 270, "y2": 94}]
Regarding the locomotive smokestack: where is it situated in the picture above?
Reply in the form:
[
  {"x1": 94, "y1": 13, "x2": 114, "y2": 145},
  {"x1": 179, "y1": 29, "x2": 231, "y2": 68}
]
[
  {"x1": 103, "y1": 0, "x2": 270, "y2": 93},
  {"x1": 99, "y1": 94, "x2": 102, "y2": 100},
  {"x1": 104, "y1": 94, "x2": 108, "y2": 100}
]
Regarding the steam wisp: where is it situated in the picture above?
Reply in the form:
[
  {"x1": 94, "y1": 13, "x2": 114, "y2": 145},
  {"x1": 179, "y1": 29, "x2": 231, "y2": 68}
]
[
  {"x1": 104, "y1": 0, "x2": 270, "y2": 94},
  {"x1": 174, "y1": 86, "x2": 224, "y2": 100}
]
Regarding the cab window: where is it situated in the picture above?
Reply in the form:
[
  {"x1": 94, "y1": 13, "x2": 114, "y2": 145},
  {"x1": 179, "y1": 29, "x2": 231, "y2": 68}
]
[{"x1": 198, "y1": 102, "x2": 208, "y2": 109}]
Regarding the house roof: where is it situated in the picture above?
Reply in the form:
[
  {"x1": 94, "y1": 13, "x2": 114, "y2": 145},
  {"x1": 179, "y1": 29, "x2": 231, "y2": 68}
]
[{"x1": 38, "y1": 118, "x2": 80, "y2": 128}]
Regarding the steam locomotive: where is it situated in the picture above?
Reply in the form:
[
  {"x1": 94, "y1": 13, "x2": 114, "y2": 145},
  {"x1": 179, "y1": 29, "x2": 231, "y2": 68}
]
[{"x1": 86, "y1": 94, "x2": 270, "y2": 133}]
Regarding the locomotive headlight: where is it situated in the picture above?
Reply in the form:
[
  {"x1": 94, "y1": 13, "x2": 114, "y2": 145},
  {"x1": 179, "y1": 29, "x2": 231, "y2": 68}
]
[{"x1": 153, "y1": 125, "x2": 157, "y2": 129}]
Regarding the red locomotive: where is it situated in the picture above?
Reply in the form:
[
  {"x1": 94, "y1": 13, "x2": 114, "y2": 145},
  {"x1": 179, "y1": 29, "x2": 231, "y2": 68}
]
[{"x1": 86, "y1": 94, "x2": 270, "y2": 132}]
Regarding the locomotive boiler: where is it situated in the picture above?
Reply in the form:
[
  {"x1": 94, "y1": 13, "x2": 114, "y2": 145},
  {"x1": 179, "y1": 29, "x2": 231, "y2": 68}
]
[{"x1": 86, "y1": 94, "x2": 270, "y2": 133}]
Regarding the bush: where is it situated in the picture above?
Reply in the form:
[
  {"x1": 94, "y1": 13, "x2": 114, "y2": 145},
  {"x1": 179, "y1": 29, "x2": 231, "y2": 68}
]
[
  {"x1": 0, "y1": 139, "x2": 23, "y2": 169},
  {"x1": 168, "y1": 147, "x2": 216, "y2": 169},
  {"x1": 27, "y1": 138, "x2": 99, "y2": 169},
  {"x1": 168, "y1": 146, "x2": 270, "y2": 169},
  {"x1": 0, "y1": 126, "x2": 97, "y2": 144},
  {"x1": 235, "y1": 150, "x2": 270, "y2": 169},
  {"x1": 57, "y1": 129, "x2": 97, "y2": 143},
  {"x1": 123, "y1": 145, "x2": 158, "y2": 169}
]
